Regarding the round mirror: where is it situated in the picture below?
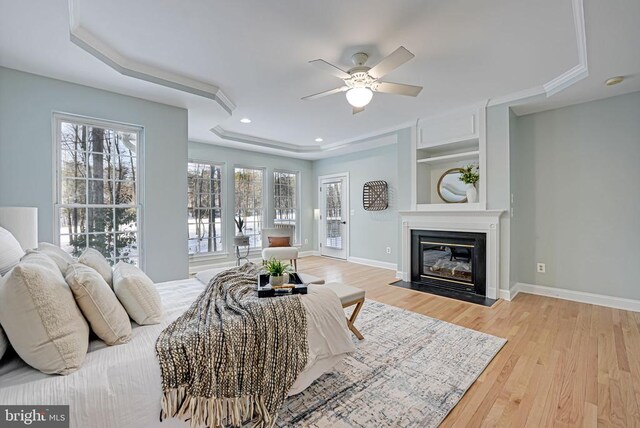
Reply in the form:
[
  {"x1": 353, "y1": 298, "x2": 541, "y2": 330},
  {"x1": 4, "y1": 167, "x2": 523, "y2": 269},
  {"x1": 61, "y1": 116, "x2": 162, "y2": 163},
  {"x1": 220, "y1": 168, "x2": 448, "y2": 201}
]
[{"x1": 437, "y1": 168, "x2": 467, "y2": 203}]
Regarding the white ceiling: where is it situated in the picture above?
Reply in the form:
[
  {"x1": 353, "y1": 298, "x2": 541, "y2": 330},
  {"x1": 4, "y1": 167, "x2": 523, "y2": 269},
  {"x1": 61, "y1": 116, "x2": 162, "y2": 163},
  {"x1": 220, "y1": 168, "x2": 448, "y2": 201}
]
[{"x1": 0, "y1": 0, "x2": 638, "y2": 159}]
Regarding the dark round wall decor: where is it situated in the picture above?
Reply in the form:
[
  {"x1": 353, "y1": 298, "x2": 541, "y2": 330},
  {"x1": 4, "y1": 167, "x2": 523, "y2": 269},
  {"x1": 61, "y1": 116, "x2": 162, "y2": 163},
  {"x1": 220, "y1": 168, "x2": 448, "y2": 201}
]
[{"x1": 363, "y1": 180, "x2": 388, "y2": 211}]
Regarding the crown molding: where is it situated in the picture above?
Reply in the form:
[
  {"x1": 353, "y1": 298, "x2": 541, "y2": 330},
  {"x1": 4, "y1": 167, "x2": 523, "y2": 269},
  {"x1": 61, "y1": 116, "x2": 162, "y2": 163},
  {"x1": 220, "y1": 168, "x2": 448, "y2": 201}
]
[
  {"x1": 67, "y1": 0, "x2": 235, "y2": 115},
  {"x1": 211, "y1": 0, "x2": 588, "y2": 155},
  {"x1": 211, "y1": 127, "x2": 322, "y2": 153},
  {"x1": 487, "y1": 86, "x2": 546, "y2": 107},
  {"x1": 490, "y1": 0, "x2": 588, "y2": 108},
  {"x1": 66, "y1": 0, "x2": 588, "y2": 158},
  {"x1": 543, "y1": 0, "x2": 588, "y2": 96},
  {"x1": 210, "y1": 125, "x2": 401, "y2": 157}
]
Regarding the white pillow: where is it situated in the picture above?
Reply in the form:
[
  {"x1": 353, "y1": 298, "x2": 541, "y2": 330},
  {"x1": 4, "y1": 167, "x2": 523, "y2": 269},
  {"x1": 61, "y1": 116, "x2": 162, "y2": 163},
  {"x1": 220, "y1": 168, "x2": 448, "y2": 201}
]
[
  {"x1": 65, "y1": 263, "x2": 132, "y2": 346},
  {"x1": 0, "y1": 251, "x2": 89, "y2": 375},
  {"x1": 0, "y1": 326, "x2": 7, "y2": 360},
  {"x1": 78, "y1": 248, "x2": 113, "y2": 287},
  {"x1": 0, "y1": 226, "x2": 24, "y2": 276},
  {"x1": 38, "y1": 242, "x2": 75, "y2": 274},
  {"x1": 113, "y1": 262, "x2": 162, "y2": 325}
]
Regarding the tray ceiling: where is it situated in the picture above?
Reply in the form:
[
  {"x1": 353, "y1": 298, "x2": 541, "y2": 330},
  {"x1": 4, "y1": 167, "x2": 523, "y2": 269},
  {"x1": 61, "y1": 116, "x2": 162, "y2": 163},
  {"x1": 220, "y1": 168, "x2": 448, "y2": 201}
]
[{"x1": 1, "y1": 0, "x2": 637, "y2": 158}]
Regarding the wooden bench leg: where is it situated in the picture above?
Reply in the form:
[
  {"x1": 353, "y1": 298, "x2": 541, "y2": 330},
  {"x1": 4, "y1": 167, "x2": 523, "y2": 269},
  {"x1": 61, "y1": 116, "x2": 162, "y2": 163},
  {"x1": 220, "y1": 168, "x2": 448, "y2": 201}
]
[
  {"x1": 344, "y1": 298, "x2": 365, "y2": 340},
  {"x1": 293, "y1": 259, "x2": 298, "y2": 272}
]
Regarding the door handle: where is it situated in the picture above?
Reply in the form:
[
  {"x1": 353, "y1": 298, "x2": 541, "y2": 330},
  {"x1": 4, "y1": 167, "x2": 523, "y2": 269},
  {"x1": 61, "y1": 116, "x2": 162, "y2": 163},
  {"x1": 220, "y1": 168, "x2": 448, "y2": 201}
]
[{"x1": 341, "y1": 221, "x2": 347, "y2": 224}]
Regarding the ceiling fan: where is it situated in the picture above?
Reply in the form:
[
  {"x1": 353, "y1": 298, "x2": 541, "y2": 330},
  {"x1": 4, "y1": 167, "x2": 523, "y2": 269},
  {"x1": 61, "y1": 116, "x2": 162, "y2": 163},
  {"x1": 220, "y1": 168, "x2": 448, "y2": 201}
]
[{"x1": 302, "y1": 46, "x2": 423, "y2": 114}]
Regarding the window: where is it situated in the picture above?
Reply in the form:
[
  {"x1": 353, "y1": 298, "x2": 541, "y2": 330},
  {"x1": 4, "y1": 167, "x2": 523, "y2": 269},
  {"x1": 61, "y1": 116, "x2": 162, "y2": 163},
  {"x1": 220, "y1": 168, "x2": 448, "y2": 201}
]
[
  {"x1": 273, "y1": 170, "x2": 299, "y2": 244},
  {"x1": 187, "y1": 162, "x2": 224, "y2": 255},
  {"x1": 234, "y1": 167, "x2": 264, "y2": 248},
  {"x1": 55, "y1": 115, "x2": 141, "y2": 265}
]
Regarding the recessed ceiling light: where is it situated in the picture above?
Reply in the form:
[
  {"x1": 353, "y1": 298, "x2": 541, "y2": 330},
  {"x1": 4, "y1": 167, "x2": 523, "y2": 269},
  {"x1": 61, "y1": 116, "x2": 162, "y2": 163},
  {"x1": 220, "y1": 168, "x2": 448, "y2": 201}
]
[
  {"x1": 240, "y1": 118, "x2": 251, "y2": 124},
  {"x1": 605, "y1": 76, "x2": 624, "y2": 86},
  {"x1": 315, "y1": 138, "x2": 323, "y2": 143}
]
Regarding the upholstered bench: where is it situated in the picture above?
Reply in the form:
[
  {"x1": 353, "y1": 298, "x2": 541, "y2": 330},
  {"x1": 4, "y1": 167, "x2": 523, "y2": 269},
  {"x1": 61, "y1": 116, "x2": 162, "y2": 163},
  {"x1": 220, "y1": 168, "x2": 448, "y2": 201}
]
[{"x1": 323, "y1": 282, "x2": 366, "y2": 340}]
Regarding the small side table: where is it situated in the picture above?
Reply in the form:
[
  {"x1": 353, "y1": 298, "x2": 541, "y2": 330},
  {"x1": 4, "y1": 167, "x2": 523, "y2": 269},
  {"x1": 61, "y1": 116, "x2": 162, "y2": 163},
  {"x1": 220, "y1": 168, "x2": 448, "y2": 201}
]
[{"x1": 233, "y1": 235, "x2": 251, "y2": 266}]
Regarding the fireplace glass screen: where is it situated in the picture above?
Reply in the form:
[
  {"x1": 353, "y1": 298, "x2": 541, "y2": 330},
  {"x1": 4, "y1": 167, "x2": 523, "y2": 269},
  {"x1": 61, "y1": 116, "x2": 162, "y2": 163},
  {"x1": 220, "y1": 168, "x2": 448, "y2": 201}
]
[{"x1": 422, "y1": 242, "x2": 473, "y2": 284}]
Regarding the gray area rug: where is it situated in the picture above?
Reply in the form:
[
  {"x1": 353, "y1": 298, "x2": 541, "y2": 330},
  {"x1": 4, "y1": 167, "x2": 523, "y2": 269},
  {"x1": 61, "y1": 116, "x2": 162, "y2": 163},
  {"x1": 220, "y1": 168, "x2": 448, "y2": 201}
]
[{"x1": 277, "y1": 300, "x2": 506, "y2": 427}]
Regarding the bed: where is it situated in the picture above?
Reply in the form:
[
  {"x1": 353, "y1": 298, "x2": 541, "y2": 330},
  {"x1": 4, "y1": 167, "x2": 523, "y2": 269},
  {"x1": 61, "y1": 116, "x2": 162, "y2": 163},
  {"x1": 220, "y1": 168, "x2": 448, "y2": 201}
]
[{"x1": 0, "y1": 276, "x2": 355, "y2": 428}]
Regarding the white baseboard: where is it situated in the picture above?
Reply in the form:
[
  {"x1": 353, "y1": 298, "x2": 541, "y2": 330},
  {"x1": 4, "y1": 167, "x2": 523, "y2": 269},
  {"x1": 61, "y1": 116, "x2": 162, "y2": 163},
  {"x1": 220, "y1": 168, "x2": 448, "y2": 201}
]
[
  {"x1": 514, "y1": 282, "x2": 640, "y2": 312},
  {"x1": 347, "y1": 256, "x2": 397, "y2": 271},
  {"x1": 395, "y1": 271, "x2": 404, "y2": 280},
  {"x1": 299, "y1": 250, "x2": 320, "y2": 257},
  {"x1": 498, "y1": 284, "x2": 521, "y2": 301}
]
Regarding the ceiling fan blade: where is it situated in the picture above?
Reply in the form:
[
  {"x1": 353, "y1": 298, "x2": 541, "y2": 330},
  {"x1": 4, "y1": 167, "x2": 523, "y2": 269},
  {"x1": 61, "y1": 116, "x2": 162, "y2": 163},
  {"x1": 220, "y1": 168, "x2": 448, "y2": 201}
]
[
  {"x1": 308, "y1": 59, "x2": 351, "y2": 79},
  {"x1": 352, "y1": 106, "x2": 365, "y2": 115},
  {"x1": 373, "y1": 81, "x2": 423, "y2": 97},
  {"x1": 302, "y1": 86, "x2": 348, "y2": 101},
  {"x1": 367, "y1": 46, "x2": 415, "y2": 79}
]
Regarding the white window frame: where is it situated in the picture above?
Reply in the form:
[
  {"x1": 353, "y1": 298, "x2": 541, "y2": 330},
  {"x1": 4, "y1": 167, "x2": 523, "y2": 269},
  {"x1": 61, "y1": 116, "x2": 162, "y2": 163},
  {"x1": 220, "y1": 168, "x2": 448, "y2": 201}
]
[
  {"x1": 187, "y1": 160, "x2": 227, "y2": 259},
  {"x1": 233, "y1": 166, "x2": 266, "y2": 250},
  {"x1": 52, "y1": 112, "x2": 145, "y2": 268},
  {"x1": 273, "y1": 169, "x2": 301, "y2": 245}
]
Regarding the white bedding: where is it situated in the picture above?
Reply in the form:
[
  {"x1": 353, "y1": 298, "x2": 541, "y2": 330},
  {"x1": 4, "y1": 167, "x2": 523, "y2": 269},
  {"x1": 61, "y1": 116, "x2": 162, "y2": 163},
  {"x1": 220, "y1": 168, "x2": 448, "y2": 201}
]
[{"x1": 0, "y1": 278, "x2": 355, "y2": 428}]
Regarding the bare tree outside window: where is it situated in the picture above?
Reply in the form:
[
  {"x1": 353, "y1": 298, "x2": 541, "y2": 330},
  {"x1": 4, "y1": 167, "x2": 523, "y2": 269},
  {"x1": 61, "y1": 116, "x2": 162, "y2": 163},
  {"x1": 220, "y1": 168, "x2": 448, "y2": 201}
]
[
  {"x1": 188, "y1": 162, "x2": 224, "y2": 255},
  {"x1": 273, "y1": 171, "x2": 299, "y2": 243},
  {"x1": 234, "y1": 167, "x2": 264, "y2": 248},
  {"x1": 56, "y1": 117, "x2": 141, "y2": 265}
]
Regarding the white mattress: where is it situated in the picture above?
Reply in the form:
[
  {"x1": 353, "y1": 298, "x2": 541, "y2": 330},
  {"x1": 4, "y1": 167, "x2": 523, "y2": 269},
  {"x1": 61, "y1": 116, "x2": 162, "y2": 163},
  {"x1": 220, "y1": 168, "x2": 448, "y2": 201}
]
[{"x1": 0, "y1": 278, "x2": 355, "y2": 428}]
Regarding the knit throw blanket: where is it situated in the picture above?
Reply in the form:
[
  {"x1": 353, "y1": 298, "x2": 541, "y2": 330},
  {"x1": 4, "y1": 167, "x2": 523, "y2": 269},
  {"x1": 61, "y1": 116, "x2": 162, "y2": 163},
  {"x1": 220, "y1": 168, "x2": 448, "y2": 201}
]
[{"x1": 155, "y1": 263, "x2": 308, "y2": 428}]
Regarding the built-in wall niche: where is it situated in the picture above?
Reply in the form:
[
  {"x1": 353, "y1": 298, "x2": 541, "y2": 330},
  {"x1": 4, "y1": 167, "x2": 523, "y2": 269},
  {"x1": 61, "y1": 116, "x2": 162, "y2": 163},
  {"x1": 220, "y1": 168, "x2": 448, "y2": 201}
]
[{"x1": 413, "y1": 105, "x2": 487, "y2": 211}]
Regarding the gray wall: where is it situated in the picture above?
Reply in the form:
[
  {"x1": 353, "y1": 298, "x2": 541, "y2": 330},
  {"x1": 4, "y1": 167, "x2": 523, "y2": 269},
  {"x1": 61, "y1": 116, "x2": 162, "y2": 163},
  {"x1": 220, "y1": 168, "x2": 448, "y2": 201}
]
[
  {"x1": 312, "y1": 129, "x2": 412, "y2": 268},
  {"x1": 510, "y1": 91, "x2": 640, "y2": 299},
  {"x1": 0, "y1": 67, "x2": 188, "y2": 282},
  {"x1": 188, "y1": 142, "x2": 315, "y2": 268}
]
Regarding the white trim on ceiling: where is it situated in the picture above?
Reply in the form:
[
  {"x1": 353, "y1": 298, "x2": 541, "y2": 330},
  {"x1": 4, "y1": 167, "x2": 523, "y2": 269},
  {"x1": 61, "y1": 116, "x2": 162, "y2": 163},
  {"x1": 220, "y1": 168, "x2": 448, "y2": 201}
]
[
  {"x1": 489, "y1": 0, "x2": 588, "y2": 108},
  {"x1": 543, "y1": 0, "x2": 588, "y2": 96},
  {"x1": 67, "y1": 0, "x2": 235, "y2": 115},
  {"x1": 212, "y1": 125, "x2": 402, "y2": 155},
  {"x1": 214, "y1": 0, "x2": 589, "y2": 153},
  {"x1": 66, "y1": 0, "x2": 588, "y2": 157}
]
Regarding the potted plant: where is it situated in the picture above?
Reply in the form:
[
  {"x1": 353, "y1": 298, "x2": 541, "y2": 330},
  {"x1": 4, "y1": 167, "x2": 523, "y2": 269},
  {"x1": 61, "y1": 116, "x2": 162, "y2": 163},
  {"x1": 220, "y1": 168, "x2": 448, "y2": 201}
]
[
  {"x1": 233, "y1": 214, "x2": 250, "y2": 246},
  {"x1": 459, "y1": 164, "x2": 479, "y2": 203},
  {"x1": 265, "y1": 258, "x2": 292, "y2": 287}
]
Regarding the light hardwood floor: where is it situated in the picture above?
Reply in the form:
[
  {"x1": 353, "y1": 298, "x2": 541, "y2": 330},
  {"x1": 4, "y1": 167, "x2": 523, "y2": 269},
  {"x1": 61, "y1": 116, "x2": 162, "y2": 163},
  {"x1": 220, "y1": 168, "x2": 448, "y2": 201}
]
[{"x1": 297, "y1": 256, "x2": 640, "y2": 427}]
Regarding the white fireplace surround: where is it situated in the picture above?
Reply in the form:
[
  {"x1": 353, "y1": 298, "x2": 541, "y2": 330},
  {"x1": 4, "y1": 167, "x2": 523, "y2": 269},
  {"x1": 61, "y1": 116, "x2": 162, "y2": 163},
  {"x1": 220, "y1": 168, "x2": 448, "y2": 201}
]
[{"x1": 400, "y1": 210, "x2": 504, "y2": 300}]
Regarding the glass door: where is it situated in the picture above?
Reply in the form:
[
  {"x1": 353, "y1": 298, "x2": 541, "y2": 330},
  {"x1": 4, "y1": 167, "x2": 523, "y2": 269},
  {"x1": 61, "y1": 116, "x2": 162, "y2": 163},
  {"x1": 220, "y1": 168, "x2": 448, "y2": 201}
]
[{"x1": 320, "y1": 176, "x2": 348, "y2": 259}]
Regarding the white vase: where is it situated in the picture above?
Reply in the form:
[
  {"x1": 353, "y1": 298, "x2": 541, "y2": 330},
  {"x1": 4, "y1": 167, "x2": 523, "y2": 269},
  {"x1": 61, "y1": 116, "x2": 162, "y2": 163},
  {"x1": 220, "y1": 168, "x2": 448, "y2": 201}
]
[
  {"x1": 269, "y1": 275, "x2": 284, "y2": 286},
  {"x1": 466, "y1": 184, "x2": 478, "y2": 203}
]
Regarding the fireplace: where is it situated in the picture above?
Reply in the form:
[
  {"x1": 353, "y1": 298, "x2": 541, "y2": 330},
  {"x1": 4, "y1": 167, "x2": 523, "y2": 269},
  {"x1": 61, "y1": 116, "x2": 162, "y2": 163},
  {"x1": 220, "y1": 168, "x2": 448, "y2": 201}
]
[{"x1": 411, "y1": 230, "x2": 486, "y2": 296}]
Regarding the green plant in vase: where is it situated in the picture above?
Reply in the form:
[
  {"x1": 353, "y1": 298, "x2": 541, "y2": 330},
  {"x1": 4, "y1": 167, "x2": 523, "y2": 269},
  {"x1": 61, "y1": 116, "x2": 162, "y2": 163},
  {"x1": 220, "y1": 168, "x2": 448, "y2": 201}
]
[
  {"x1": 264, "y1": 258, "x2": 292, "y2": 287},
  {"x1": 233, "y1": 214, "x2": 250, "y2": 246},
  {"x1": 459, "y1": 164, "x2": 479, "y2": 203},
  {"x1": 234, "y1": 215, "x2": 245, "y2": 235}
]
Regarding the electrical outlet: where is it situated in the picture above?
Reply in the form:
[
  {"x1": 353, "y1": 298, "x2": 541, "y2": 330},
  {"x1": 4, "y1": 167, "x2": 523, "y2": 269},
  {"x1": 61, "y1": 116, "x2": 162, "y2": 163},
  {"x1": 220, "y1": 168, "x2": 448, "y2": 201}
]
[
  {"x1": 386, "y1": 247, "x2": 392, "y2": 254},
  {"x1": 537, "y1": 263, "x2": 546, "y2": 273},
  {"x1": 304, "y1": 238, "x2": 308, "y2": 245}
]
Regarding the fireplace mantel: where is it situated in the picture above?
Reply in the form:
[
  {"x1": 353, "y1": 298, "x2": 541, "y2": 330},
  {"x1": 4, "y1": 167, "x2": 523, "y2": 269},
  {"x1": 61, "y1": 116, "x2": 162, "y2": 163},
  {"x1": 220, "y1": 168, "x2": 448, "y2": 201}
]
[{"x1": 399, "y1": 210, "x2": 504, "y2": 300}]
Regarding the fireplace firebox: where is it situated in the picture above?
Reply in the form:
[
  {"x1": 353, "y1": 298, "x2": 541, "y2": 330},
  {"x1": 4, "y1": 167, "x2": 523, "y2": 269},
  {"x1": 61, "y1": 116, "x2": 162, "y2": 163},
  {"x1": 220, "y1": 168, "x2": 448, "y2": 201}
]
[{"x1": 411, "y1": 230, "x2": 486, "y2": 296}]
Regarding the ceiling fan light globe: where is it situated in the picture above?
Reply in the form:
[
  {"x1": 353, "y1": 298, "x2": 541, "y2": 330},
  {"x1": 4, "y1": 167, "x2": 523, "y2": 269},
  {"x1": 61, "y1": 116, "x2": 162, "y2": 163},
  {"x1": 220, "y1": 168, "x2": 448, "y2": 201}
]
[{"x1": 346, "y1": 87, "x2": 373, "y2": 108}]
